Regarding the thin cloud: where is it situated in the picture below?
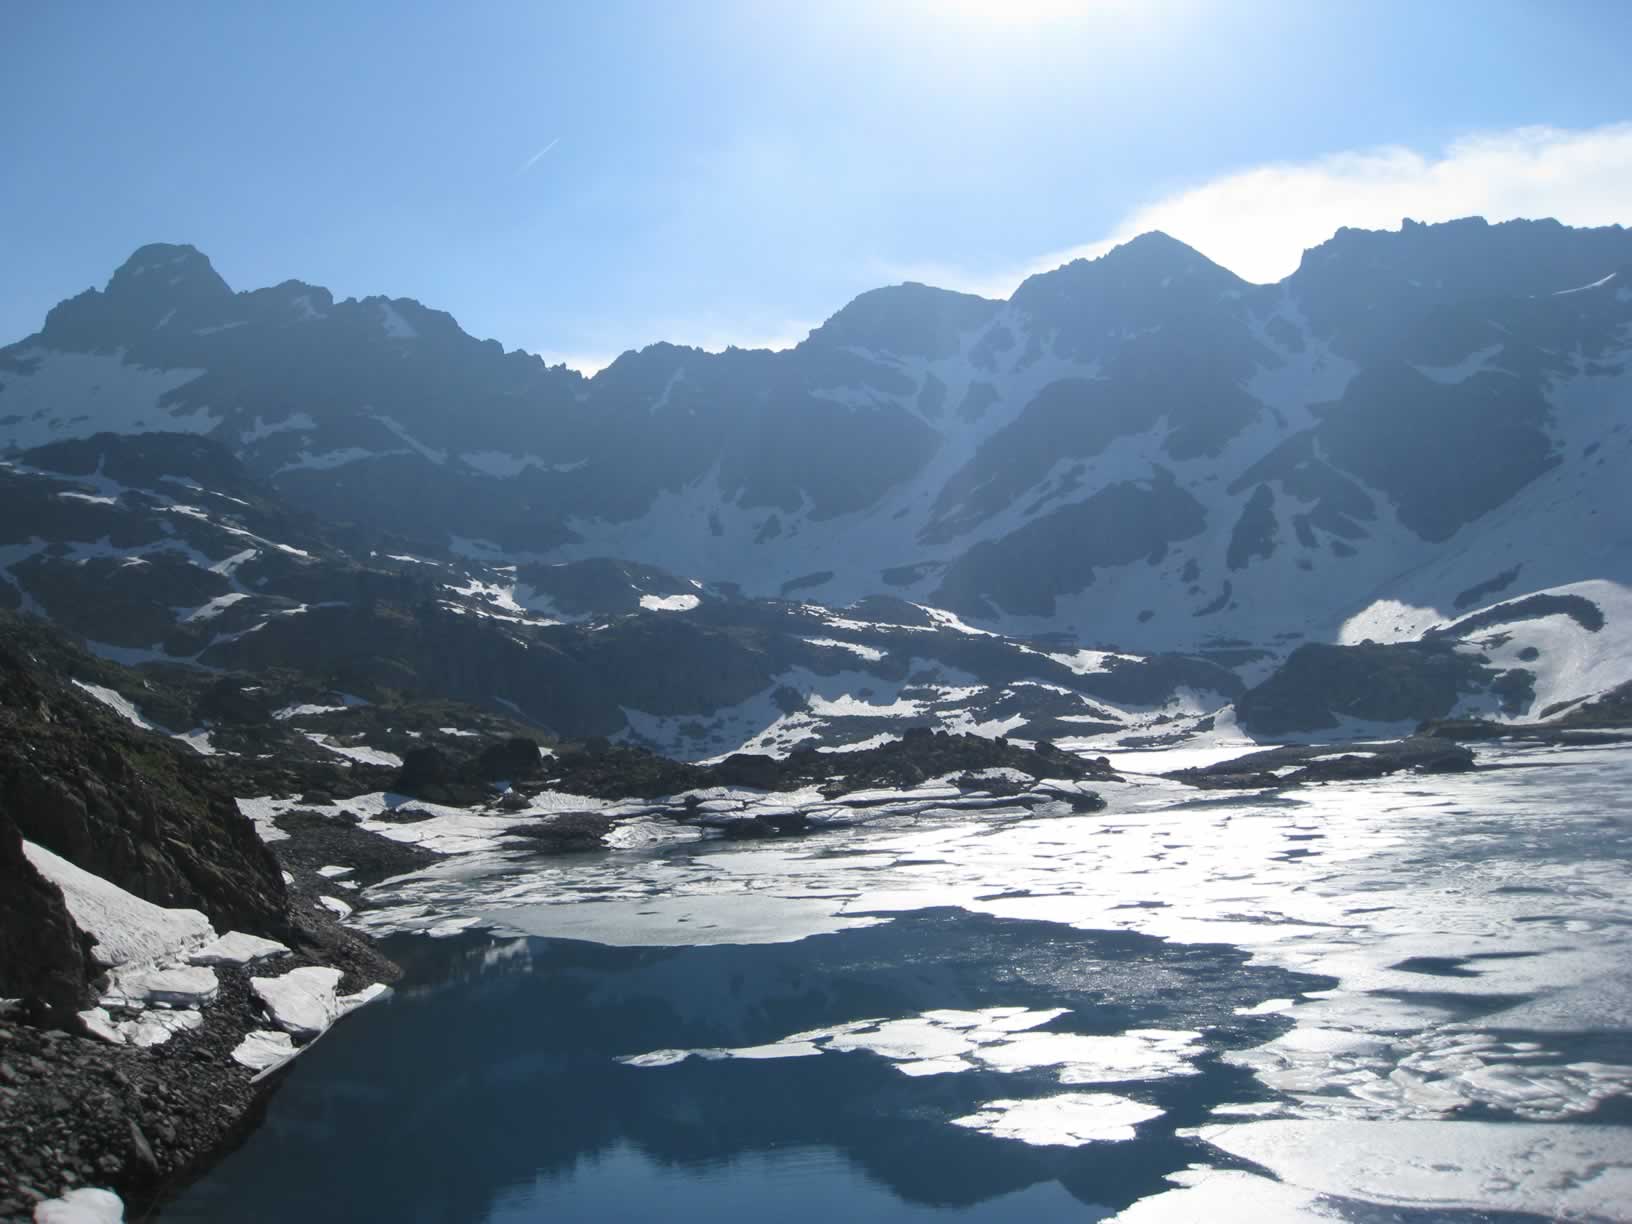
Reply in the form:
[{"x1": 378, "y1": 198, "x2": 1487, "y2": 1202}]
[
  {"x1": 901, "y1": 122, "x2": 1632, "y2": 297},
  {"x1": 516, "y1": 136, "x2": 561, "y2": 176}
]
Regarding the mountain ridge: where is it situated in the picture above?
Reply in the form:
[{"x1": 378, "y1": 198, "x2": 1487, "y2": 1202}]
[{"x1": 3, "y1": 216, "x2": 1629, "y2": 668}]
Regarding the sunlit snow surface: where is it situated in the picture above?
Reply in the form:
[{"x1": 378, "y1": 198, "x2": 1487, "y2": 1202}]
[{"x1": 337, "y1": 741, "x2": 1632, "y2": 1219}]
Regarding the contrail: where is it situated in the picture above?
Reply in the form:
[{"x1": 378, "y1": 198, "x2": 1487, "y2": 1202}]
[{"x1": 517, "y1": 137, "x2": 561, "y2": 175}]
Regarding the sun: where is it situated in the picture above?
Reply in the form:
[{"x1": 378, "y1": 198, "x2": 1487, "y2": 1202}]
[{"x1": 935, "y1": 0, "x2": 1131, "y2": 26}]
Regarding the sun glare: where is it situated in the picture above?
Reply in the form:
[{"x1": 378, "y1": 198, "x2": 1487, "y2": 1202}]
[{"x1": 936, "y1": 0, "x2": 1128, "y2": 26}]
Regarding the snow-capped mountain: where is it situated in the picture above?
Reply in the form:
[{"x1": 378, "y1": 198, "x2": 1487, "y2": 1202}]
[{"x1": 2, "y1": 217, "x2": 1630, "y2": 742}]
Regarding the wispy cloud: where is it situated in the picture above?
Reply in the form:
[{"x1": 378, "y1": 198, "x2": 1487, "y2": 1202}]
[
  {"x1": 516, "y1": 136, "x2": 561, "y2": 176},
  {"x1": 891, "y1": 122, "x2": 1632, "y2": 297}
]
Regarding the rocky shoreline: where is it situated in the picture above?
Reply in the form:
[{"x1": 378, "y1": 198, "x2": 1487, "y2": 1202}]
[
  {"x1": 0, "y1": 890, "x2": 396, "y2": 1224},
  {"x1": 0, "y1": 625, "x2": 404, "y2": 1224}
]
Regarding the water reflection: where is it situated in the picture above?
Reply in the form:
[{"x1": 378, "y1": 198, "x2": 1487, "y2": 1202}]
[{"x1": 157, "y1": 910, "x2": 1323, "y2": 1223}]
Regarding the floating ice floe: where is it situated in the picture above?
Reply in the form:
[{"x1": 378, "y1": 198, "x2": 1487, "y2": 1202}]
[
  {"x1": 618, "y1": 1006, "x2": 1204, "y2": 1082},
  {"x1": 1228, "y1": 1020, "x2": 1632, "y2": 1122},
  {"x1": 952, "y1": 1092, "x2": 1164, "y2": 1146}
]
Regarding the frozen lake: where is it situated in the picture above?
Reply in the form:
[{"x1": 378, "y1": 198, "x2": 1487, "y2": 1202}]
[{"x1": 159, "y1": 742, "x2": 1632, "y2": 1222}]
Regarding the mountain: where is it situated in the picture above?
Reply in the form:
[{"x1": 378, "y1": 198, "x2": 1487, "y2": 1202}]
[{"x1": 2, "y1": 217, "x2": 1631, "y2": 744}]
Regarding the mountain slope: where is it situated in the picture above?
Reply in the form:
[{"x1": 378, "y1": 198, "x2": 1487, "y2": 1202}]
[{"x1": 2, "y1": 216, "x2": 1629, "y2": 682}]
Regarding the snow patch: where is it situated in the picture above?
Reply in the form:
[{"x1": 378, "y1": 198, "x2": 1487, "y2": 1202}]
[
  {"x1": 32, "y1": 1187, "x2": 126, "y2": 1224},
  {"x1": 377, "y1": 301, "x2": 418, "y2": 339},
  {"x1": 71, "y1": 681, "x2": 157, "y2": 731},
  {"x1": 638, "y1": 593, "x2": 700, "y2": 612},
  {"x1": 189, "y1": 931, "x2": 290, "y2": 966},
  {"x1": 230, "y1": 1029, "x2": 297, "y2": 1073},
  {"x1": 302, "y1": 733, "x2": 403, "y2": 768},
  {"x1": 251, "y1": 968, "x2": 387, "y2": 1039},
  {"x1": 21, "y1": 842, "x2": 214, "y2": 970},
  {"x1": 801, "y1": 637, "x2": 886, "y2": 662},
  {"x1": 183, "y1": 592, "x2": 250, "y2": 623}
]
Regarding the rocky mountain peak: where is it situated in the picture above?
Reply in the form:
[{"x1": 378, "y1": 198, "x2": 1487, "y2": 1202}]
[
  {"x1": 1008, "y1": 231, "x2": 1243, "y2": 330},
  {"x1": 37, "y1": 243, "x2": 234, "y2": 351},
  {"x1": 1292, "y1": 215, "x2": 1632, "y2": 299},
  {"x1": 105, "y1": 243, "x2": 233, "y2": 307},
  {"x1": 803, "y1": 283, "x2": 1001, "y2": 360}
]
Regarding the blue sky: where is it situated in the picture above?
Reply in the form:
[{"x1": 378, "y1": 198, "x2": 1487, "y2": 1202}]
[{"x1": 5, "y1": 0, "x2": 1631, "y2": 371}]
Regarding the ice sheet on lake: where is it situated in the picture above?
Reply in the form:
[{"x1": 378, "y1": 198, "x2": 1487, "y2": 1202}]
[
  {"x1": 1105, "y1": 1167, "x2": 1336, "y2": 1222},
  {"x1": 488, "y1": 893, "x2": 891, "y2": 948},
  {"x1": 1194, "y1": 1119, "x2": 1632, "y2": 1220},
  {"x1": 348, "y1": 740, "x2": 1632, "y2": 1217}
]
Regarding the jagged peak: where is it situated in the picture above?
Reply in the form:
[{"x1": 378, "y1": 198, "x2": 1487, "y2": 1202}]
[{"x1": 1292, "y1": 215, "x2": 1632, "y2": 297}]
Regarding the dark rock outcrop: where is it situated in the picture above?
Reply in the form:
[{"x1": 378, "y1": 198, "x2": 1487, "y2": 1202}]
[
  {"x1": 1237, "y1": 641, "x2": 1493, "y2": 735},
  {"x1": 0, "y1": 808, "x2": 93, "y2": 1025},
  {"x1": 1169, "y1": 737, "x2": 1475, "y2": 789},
  {"x1": 0, "y1": 618, "x2": 288, "y2": 975}
]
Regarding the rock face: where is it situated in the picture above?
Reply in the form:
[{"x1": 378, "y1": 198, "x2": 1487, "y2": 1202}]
[
  {"x1": 1236, "y1": 641, "x2": 1490, "y2": 735},
  {"x1": 1169, "y1": 738, "x2": 1476, "y2": 789},
  {"x1": 2, "y1": 219, "x2": 1628, "y2": 657},
  {"x1": 0, "y1": 625, "x2": 287, "y2": 943},
  {"x1": 0, "y1": 808, "x2": 93, "y2": 1024},
  {"x1": 1236, "y1": 580, "x2": 1632, "y2": 735},
  {"x1": 538, "y1": 727, "x2": 1115, "y2": 799},
  {"x1": 0, "y1": 621, "x2": 287, "y2": 1020}
]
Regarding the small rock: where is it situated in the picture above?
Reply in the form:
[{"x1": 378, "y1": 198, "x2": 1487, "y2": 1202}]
[{"x1": 126, "y1": 1119, "x2": 158, "y2": 1173}]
